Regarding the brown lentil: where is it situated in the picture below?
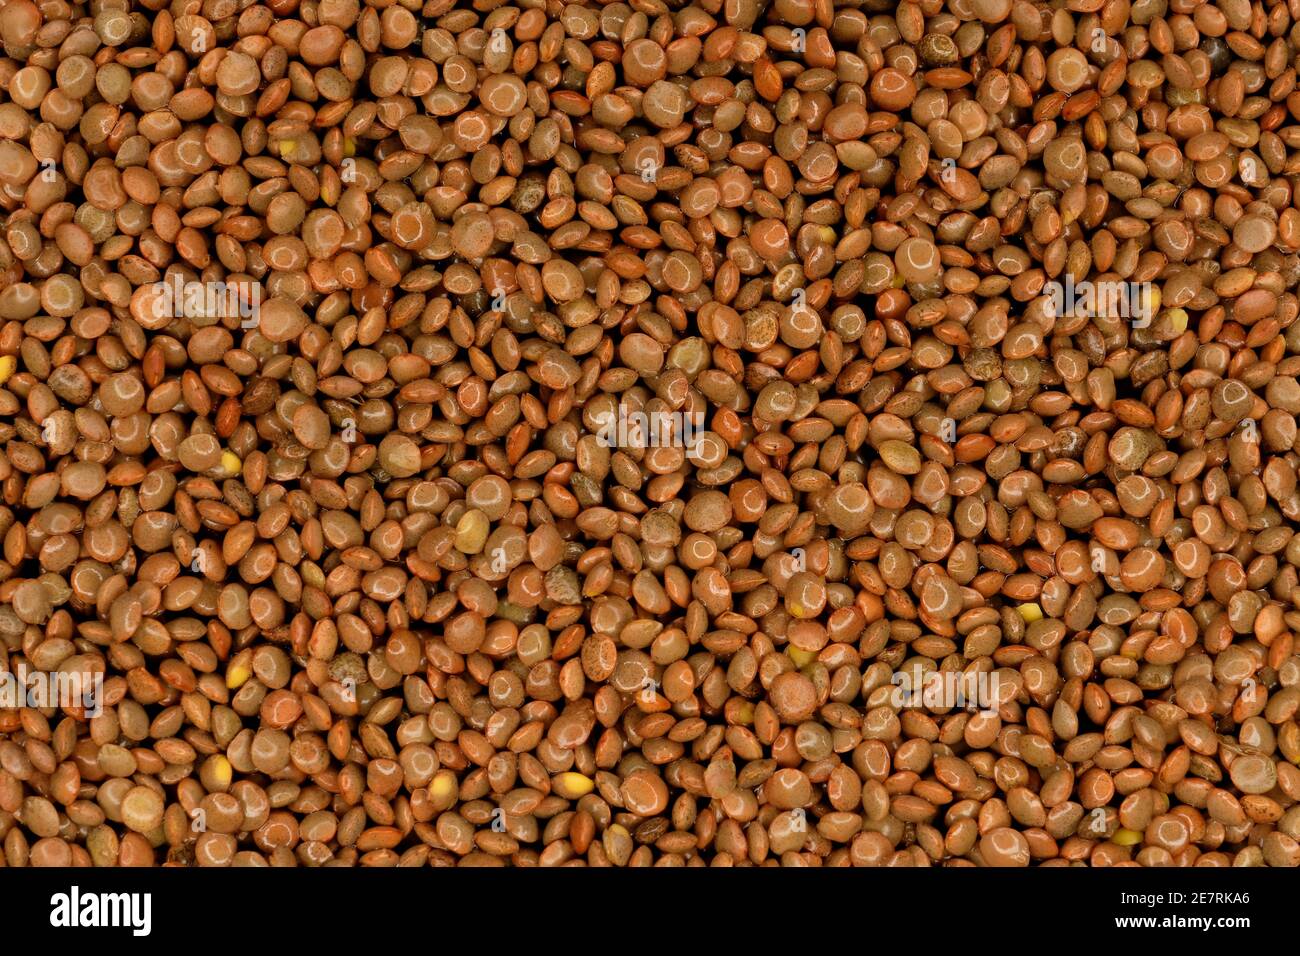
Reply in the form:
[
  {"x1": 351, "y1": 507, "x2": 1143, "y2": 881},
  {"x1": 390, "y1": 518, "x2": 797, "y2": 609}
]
[{"x1": 0, "y1": 0, "x2": 1298, "y2": 874}]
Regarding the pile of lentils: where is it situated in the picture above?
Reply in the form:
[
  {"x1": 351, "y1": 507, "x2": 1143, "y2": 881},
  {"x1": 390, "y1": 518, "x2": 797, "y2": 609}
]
[{"x1": 2, "y1": 0, "x2": 1300, "y2": 868}]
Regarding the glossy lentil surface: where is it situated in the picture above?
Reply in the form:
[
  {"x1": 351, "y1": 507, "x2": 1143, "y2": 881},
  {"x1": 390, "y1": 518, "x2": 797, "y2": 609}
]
[{"x1": 2, "y1": 0, "x2": 1300, "y2": 867}]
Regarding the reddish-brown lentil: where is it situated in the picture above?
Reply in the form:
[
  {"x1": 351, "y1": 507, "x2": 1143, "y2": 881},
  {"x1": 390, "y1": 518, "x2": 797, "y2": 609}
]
[{"x1": 0, "y1": 0, "x2": 1298, "y2": 872}]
